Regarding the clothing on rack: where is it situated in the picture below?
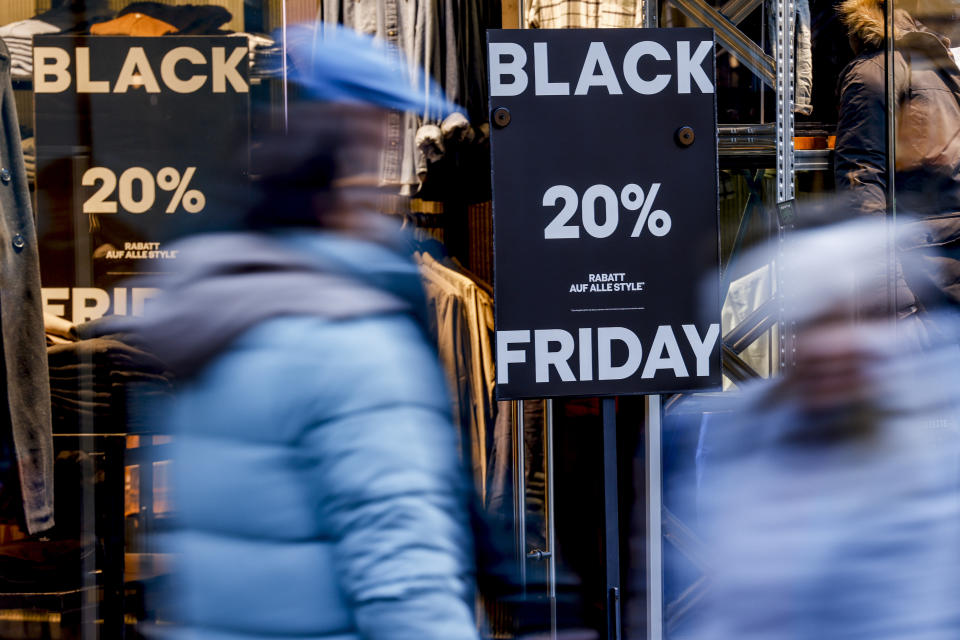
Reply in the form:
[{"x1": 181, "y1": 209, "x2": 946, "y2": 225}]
[
  {"x1": 767, "y1": 0, "x2": 814, "y2": 115},
  {"x1": 415, "y1": 112, "x2": 488, "y2": 164},
  {"x1": 0, "y1": 38, "x2": 54, "y2": 535},
  {"x1": 86, "y1": 7, "x2": 273, "y2": 78},
  {"x1": 416, "y1": 248, "x2": 549, "y2": 553},
  {"x1": 416, "y1": 250, "x2": 498, "y2": 500},
  {"x1": 320, "y1": 0, "x2": 440, "y2": 192},
  {"x1": 487, "y1": 399, "x2": 547, "y2": 549},
  {"x1": 322, "y1": 0, "x2": 498, "y2": 192},
  {"x1": 526, "y1": 0, "x2": 643, "y2": 28},
  {"x1": 47, "y1": 335, "x2": 173, "y2": 435}
]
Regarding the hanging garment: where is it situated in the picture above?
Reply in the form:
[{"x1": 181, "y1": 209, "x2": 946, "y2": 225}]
[
  {"x1": 90, "y1": 13, "x2": 177, "y2": 36},
  {"x1": 416, "y1": 251, "x2": 503, "y2": 499},
  {"x1": 321, "y1": 0, "x2": 494, "y2": 191},
  {"x1": 767, "y1": 0, "x2": 814, "y2": 115},
  {"x1": 418, "y1": 252, "x2": 496, "y2": 495},
  {"x1": 420, "y1": 262, "x2": 472, "y2": 446},
  {"x1": 526, "y1": 0, "x2": 642, "y2": 29},
  {"x1": 486, "y1": 399, "x2": 546, "y2": 549},
  {"x1": 429, "y1": 256, "x2": 550, "y2": 536},
  {"x1": 322, "y1": 0, "x2": 449, "y2": 192},
  {"x1": 0, "y1": 39, "x2": 54, "y2": 535}
]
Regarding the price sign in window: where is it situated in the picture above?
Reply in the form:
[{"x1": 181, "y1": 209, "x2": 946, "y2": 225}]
[
  {"x1": 35, "y1": 36, "x2": 251, "y2": 315},
  {"x1": 489, "y1": 29, "x2": 722, "y2": 399}
]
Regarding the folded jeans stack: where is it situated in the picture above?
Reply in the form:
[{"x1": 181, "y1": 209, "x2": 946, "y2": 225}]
[{"x1": 47, "y1": 337, "x2": 173, "y2": 434}]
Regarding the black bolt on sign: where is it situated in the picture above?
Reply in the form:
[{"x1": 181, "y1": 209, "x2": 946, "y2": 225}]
[{"x1": 488, "y1": 28, "x2": 722, "y2": 400}]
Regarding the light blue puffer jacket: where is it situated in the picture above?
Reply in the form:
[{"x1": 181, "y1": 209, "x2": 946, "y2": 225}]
[{"x1": 137, "y1": 231, "x2": 480, "y2": 640}]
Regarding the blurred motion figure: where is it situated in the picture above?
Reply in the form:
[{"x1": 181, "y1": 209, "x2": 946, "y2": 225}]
[
  {"x1": 128, "y1": 26, "x2": 481, "y2": 640},
  {"x1": 688, "y1": 218, "x2": 960, "y2": 640}
]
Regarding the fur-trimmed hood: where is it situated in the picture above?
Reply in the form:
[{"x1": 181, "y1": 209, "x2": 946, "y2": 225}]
[{"x1": 838, "y1": 0, "x2": 919, "y2": 48}]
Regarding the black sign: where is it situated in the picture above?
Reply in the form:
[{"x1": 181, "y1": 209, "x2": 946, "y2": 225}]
[
  {"x1": 489, "y1": 28, "x2": 721, "y2": 399},
  {"x1": 34, "y1": 36, "x2": 250, "y2": 322}
]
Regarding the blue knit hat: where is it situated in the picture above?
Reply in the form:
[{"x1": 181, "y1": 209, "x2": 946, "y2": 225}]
[{"x1": 283, "y1": 23, "x2": 460, "y2": 120}]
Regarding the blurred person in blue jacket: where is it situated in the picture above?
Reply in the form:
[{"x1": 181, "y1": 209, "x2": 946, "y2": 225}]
[
  {"x1": 126, "y1": 25, "x2": 481, "y2": 640},
  {"x1": 686, "y1": 217, "x2": 960, "y2": 640}
]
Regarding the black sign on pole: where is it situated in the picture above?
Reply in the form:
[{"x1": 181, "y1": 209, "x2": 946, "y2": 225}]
[
  {"x1": 489, "y1": 28, "x2": 721, "y2": 400},
  {"x1": 34, "y1": 36, "x2": 250, "y2": 321}
]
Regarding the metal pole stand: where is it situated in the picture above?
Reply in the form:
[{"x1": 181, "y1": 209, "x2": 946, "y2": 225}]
[
  {"x1": 602, "y1": 398, "x2": 621, "y2": 640},
  {"x1": 646, "y1": 395, "x2": 664, "y2": 640}
]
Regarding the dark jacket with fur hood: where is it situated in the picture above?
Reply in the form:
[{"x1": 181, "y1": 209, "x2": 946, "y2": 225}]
[{"x1": 835, "y1": 0, "x2": 960, "y2": 309}]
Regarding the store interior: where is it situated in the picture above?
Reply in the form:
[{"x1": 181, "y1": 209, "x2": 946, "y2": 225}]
[{"x1": 0, "y1": 0, "x2": 945, "y2": 637}]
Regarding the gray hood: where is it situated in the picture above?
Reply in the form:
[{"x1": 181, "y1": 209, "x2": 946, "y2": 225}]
[{"x1": 115, "y1": 231, "x2": 419, "y2": 378}]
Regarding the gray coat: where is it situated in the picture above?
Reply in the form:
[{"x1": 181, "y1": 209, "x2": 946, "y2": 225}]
[{"x1": 0, "y1": 39, "x2": 53, "y2": 534}]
